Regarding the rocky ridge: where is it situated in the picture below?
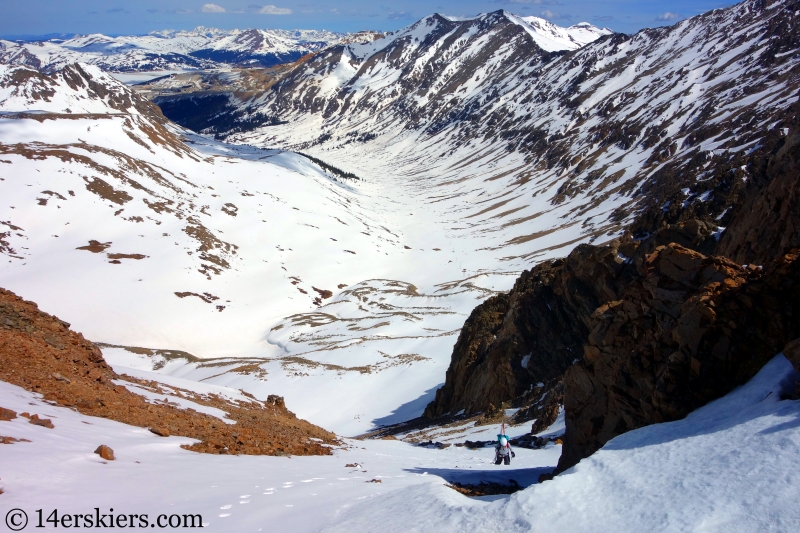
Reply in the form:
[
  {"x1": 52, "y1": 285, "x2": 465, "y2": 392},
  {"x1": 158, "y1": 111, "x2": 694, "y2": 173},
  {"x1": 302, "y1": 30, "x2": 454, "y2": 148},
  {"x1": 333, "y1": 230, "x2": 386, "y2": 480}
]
[{"x1": 0, "y1": 287, "x2": 338, "y2": 456}]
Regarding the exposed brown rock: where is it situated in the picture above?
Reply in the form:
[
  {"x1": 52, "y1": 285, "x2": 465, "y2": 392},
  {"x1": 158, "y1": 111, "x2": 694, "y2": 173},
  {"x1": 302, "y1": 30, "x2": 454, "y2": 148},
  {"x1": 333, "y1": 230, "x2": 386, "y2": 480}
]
[
  {"x1": 426, "y1": 220, "x2": 719, "y2": 423},
  {"x1": 425, "y1": 240, "x2": 639, "y2": 420},
  {"x1": 312, "y1": 287, "x2": 333, "y2": 299},
  {"x1": 0, "y1": 407, "x2": 16, "y2": 421},
  {"x1": 558, "y1": 246, "x2": 800, "y2": 472},
  {"x1": 76, "y1": 240, "x2": 112, "y2": 253},
  {"x1": 0, "y1": 286, "x2": 338, "y2": 456},
  {"x1": 1, "y1": 435, "x2": 31, "y2": 444},
  {"x1": 28, "y1": 414, "x2": 54, "y2": 429},
  {"x1": 717, "y1": 106, "x2": 800, "y2": 265},
  {"x1": 94, "y1": 444, "x2": 115, "y2": 460}
]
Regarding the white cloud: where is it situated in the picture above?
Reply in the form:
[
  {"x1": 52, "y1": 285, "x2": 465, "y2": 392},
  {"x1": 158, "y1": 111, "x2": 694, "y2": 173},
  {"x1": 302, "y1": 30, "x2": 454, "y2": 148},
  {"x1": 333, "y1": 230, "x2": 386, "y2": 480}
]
[
  {"x1": 656, "y1": 12, "x2": 680, "y2": 21},
  {"x1": 257, "y1": 4, "x2": 292, "y2": 14},
  {"x1": 201, "y1": 3, "x2": 226, "y2": 13},
  {"x1": 540, "y1": 9, "x2": 570, "y2": 20}
]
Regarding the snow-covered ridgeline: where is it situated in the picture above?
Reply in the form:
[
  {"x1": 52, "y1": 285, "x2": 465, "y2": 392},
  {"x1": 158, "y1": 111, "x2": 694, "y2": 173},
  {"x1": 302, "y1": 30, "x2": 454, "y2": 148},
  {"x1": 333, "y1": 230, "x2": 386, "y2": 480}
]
[
  {"x1": 0, "y1": 27, "x2": 348, "y2": 72},
  {"x1": 232, "y1": 0, "x2": 799, "y2": 273}
]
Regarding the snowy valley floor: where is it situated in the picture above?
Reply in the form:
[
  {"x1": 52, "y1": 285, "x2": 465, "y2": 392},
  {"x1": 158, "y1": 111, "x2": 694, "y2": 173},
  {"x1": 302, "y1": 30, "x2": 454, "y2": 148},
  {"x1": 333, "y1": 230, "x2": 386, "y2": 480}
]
[{"x1": 2, "y1": 355, "x2": 799, "y2": 532}]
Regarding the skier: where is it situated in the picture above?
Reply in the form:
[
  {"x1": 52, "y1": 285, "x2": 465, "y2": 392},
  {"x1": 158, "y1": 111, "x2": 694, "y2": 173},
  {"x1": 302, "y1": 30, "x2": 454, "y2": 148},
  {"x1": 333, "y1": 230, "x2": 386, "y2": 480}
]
[{"x1": 494, "y1": 428, "x2": 515, "y2": 465}]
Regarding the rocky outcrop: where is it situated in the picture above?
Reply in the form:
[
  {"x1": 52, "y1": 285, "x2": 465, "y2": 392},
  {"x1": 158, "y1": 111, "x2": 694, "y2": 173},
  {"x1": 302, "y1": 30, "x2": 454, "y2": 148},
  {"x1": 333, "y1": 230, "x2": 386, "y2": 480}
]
[
  {"x1": 558, "y1": 245, "x2": 800, "y2": 471},
  {"x1": 423, "y1": 293, "x2": 510, "y2": 417},
  {"x1": 94, "y1": 444, "x2": 115, "y2": 460},
  {"x1": 0, "y1": 287, "x2": 338, "y2": 456},
  {"x1": 718, "y1": 107, "x2": 800, "y2": 265},
  {"x1": 423, "y1": 220, "x2": 722, "y2": 421},
  {"x1": 784, "y1": 338, "x2": 800, "y2": 374}
]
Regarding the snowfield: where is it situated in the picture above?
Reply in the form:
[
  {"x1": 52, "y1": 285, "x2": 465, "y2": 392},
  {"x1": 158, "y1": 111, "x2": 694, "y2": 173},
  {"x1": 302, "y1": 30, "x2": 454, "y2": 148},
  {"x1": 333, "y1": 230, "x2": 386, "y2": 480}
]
[
  {"x1": 0, "y1": 62, "x2": 522, "y2": 435},
  {"x1": 1, "y1": 1, "x2": 800, "y2": 530},
  {"x1": 325, "y1": 356, "x2": 800, "y2": 532},
  {"x1": 1, "y1": 355, "x2": 797, "y2": 532}
]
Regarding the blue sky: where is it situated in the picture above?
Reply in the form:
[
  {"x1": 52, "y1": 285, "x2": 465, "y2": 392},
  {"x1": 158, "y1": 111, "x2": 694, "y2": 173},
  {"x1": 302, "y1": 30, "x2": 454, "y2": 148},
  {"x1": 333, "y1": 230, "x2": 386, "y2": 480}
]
[{"x1": 0, "y1": 1, "x2": 742, "y2": 37}]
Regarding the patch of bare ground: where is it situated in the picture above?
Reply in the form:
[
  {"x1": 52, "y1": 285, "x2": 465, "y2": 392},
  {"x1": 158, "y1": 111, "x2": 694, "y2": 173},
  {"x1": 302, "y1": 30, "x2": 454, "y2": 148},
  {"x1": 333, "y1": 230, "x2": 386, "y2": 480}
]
[
  {"x1": 174, "y1": 291, "x2": 219, "y2": 304},
  {"x1": 280, "y1": 352, "x2": 430, "y2": 376},
  {"x1": 1, "y1": 220, "x2": 24, "y2": 258},
  {"x1": 1, "y1": 434, "x2": 32, "y2": 444},
  {"x1": 312, "y1": 287, "x2": 333, "y2": 299},
  {"x1": 76, "y1": 240, "x2": 111, "y2": 253},
  {"x1": 0, "y1": 287, "x2": 338, "y2": 456},
  {"x1": 221, "y1": 203, "x2": 238, "y2": 216},
  {"x1": 183, "y1": 216, "x2": 238, "y2": 279}
]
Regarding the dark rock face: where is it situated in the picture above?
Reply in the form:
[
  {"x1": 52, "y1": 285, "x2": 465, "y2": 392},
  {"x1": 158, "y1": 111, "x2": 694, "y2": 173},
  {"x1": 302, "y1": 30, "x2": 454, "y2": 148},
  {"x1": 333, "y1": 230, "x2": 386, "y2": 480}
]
[
  {"x1": 423, "y1": 221, "x2": 721, "y2": 421},
  {"x1": 559, "y1": 245, "x2": 800, "y2": 471},
  {"x1": 784, "y1": 338, "x2": 800, "y2": 374},
  {"x1": 423, "y1": 293, "x2": 510, "y2": 417},
  {"x1": 424, "y1": 241, "x2": 635, "y2": 419},
  {"x1": 718, "y1": 109, "x2": 800, "y2": 265}
]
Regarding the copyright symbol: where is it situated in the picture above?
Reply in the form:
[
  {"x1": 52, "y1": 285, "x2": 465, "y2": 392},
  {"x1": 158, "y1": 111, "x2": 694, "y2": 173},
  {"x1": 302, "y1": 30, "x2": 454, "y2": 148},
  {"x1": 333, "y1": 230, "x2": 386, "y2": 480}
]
[{"x1": 5, "y1": 508, "x2": 28, "y2": 531}]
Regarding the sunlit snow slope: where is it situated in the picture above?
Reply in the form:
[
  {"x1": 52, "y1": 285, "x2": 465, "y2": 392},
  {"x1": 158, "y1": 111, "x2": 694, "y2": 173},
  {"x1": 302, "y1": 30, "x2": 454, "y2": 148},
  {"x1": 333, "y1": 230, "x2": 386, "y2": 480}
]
[
  {"x1": 2, "y1": 0, "x2": 800, "y2": 436},
  {"x1": 0, "y1": 63, "x2": 514, "y2": 435},
  {"x1": 1, "y1": 353, "x2": 796, "y2": 532}
]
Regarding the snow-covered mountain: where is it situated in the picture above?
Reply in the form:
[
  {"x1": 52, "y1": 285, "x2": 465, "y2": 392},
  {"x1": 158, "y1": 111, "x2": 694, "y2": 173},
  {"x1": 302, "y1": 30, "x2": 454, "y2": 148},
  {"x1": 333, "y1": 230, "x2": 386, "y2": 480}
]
[
  {"x1": 2, "y1": 0, "x2": 800, "y2": 437},
  {"x1": 511, "y1": 15, "x2": 612, "y2": 51},
  {"x1": 0, "y1": 61, "x2": 505, "y2": 436},
  {"x1": 156, "y1": 0, "x2": 799, "y2": 431},
  {"x1": 1, "y1": 1, "x2": 800, "y2": 530},
  {"x1": 219, "y1": 0, "x2": 797, "y2": 271},
  {"x1": 0, "y1": 26, "x2": 348, "y2": 72}
]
